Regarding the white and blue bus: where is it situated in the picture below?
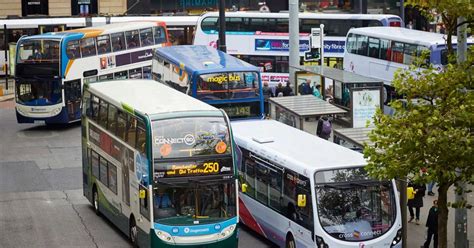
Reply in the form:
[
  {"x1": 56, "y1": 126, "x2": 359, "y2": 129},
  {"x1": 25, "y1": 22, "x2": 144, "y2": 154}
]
[
  {"x1": 152, "y1": 45, "x2": 264, "y2": 120},
  {"x1": 343, "y1": 27, "x2": 474, "y2": 104},
  {"x1": 15, "y1": 21, "x2": 170, "y2": 124},
  {"x1": 232, "y1": 119, "x2": 402, "y2": 248},
  {"x1": 82, "y1": 79, "x2": 239, "y2": 247},
  {"x1": 193, "y1": 11, "x2": 403, "y2": 87}
]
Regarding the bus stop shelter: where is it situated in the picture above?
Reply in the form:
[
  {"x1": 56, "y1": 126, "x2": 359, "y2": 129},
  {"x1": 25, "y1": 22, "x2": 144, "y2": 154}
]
[
  {"x1": 268, "y1": 95, "x2": 347, "y2": 134},
  {"x1": 291, "y1": 65, "x2": 384, "y2": 128},
  {"x1": 333, "y1": 127, "x2": 374, "y2": 152}
]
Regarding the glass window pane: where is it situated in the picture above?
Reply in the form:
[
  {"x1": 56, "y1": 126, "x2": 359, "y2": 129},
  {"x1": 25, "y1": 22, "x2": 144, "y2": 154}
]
[
  {"x1": 201, "y1": 17, "x2": 218, "y2": 32},
  {"x1": 125, "y1": 30, "x2": 140, "y2": 49},
  {"x1": 391, "y1": 41, "x2": 404, "y2": 63},
  {"x1": 99, "y1": 157, "x2": 108, "y2": 186},
  {"x1": 127, "y1": 116, "x2": 137, "y2": 148},
  {"x1": 91, "y1": 95, "x2": 99, "y2": 122},
  {"x1": 368, "y1": 37, "x2": 380, "y2": 59},
  {"x1": 380, "y1": 39, "x2": 390, "y2": 60},
  {"x1": 107, "y1": 104, "x2": 117, "y2": 134},
  {"x1": 108, "y1": 164, "x2": 117, "y2": 194},
  {"x1": 117, "y1": 111, "x2": 127, "y2": 141},
  {"x1": 256, "y1": 165, "x2": 269, "y2": 204},
  {"x1": 80, "y1": 38, "x2": 96, "y2": 57},
  {"x1": 111, "y1": 32, "x2": 126, "y2": 52},
  {"x1": 98, "y1": 99, "x2": 108, "y2": 128},
  {"x1": 91, "y1": 151, "x2": 99, "y2": 178},
  {"x1": 66, "y1": 40, "x2": 81, "y2": 59},
  {"x1": 356, "y1": 35, "x2": 368, "y2": 56},
  {"x1": 97, "y1": 35, "x2": 111, "y2": 55},
  {"x1": 153, "y1": 26, "x2": 167, "y2": 44},
  {"x1": 269, "y1": 169, "x2": 283, "y2": 211},
  {"x1": 114, "y1": 70, "x2": 128, "y2": 80},
  {"x1": 403, "y1": 43, "x2": 417, "y2": 65},
  {"x1": 140, "y1": 28, "x2": 154, "y2": 47}
]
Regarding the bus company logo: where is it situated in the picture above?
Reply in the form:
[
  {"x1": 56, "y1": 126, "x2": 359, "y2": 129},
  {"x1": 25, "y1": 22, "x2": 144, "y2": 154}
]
[
  {"x1": 155, "y1": 134, "x2": 195, "y2": 146},
  {"x1": 209, "y1": 40, "x2": 218, "y2": 49},
  {"x1": 220, "y1": 166, "x2": 231, "y2": 172},
  {"x1": 184, "y1": 227, "x2": 190, "y2": 234}
]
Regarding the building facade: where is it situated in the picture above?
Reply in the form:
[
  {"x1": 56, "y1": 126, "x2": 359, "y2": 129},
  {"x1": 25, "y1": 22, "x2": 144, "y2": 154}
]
[{"x1": 0, "y1": 0, "x2": 127, "y2": 18}]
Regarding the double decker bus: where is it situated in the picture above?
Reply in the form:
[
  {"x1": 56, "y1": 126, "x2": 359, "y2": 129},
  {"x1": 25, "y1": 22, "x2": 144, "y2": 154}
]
[
  {"x1": 343, "y1": 27, "x2": 474, "y2": 105},
  {"x1": 152, "y1": 45, "x2": 264, "y2": 120},
  {"x1": 82, "y1": 79, "x2": 239, "y2": 247},
  {"x1": 232, "y1": 119, "x2": 402, "y2": 248},
  {"x1": 1, "y1": 15, "x2": 198, "y2": 76},
  {"x1": 15, "y1": 21, "x2": 170, "y2": 124},
  {"x1": 193, "y1": 11, "x2": 403, "y2": 87}
]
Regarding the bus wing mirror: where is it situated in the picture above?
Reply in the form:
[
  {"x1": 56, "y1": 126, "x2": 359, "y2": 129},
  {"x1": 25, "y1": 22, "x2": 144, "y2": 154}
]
[
  {"x1": 297, "y1": 194, "x2": 307, "y2": 208},
  {"x1": 241, "y1": 183, "x2": 248, "y2": 193},
  {"x1": 139, "y1": 189, "x2": 146, "y2": 199}
]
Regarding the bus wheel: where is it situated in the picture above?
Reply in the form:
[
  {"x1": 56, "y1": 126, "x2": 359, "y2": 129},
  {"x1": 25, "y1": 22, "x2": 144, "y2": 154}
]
[
  {"x1": 130, "y1": 217, "x2": 138, "y2": 247},
  {"x1": 92, "y1": 187, "x2": 100, "y2": 216},
  {"x1": 285, "y1": 234, "x2": 296, "y2": 248}
]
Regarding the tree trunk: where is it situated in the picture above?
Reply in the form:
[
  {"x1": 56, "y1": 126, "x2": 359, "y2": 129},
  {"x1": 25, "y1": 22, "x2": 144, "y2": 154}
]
[{"x1": 437, "y1": 184, "x2": 449, "y2": 248}]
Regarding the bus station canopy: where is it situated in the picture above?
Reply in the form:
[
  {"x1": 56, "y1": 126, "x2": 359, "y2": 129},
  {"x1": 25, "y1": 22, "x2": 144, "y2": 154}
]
[
  {"x1": 291, "y1": 65, "x2": 382, "y2": 84},
  {"x1": 268, "y1": 95, "x2": 347, "y2": 117},
  {"x1": 333, "y1": 127, "x2": 375, "y2": 148}
]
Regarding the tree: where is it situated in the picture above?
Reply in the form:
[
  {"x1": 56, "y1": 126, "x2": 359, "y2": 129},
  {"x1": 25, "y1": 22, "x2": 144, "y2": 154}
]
[
  {"x1": 363, "y1": 49, "x2": 474, "y2": 248},
  {"x1": 405, "y1": 0, "x2": 473, "y2": 56}
]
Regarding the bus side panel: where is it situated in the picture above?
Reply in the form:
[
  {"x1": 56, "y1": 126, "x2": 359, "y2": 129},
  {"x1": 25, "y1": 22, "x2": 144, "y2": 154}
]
[{"x1": 239, "y1": 193, "x2": 286, "y2": 247}]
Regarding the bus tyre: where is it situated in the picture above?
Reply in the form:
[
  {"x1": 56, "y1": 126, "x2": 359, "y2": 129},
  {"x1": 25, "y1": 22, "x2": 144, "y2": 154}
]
[
  {"x1": 130, "y1": 217, "x2": 138, "y2": 248},
  {"x1": 93, "y1": 187, "x2": 100, "y2": 216},
  {"x1": 285, "y1": 234, "x2": 296, "y2": 248}
]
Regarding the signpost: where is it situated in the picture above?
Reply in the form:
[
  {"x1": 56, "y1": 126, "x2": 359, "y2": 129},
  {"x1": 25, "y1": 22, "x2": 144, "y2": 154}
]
[{"x1": 304, "y1": 25, "x2": 324, "y2": 65}]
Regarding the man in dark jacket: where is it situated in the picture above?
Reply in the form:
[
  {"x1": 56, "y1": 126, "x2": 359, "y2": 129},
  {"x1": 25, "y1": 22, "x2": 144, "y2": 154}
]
[
  {"x1": 407, "y1": 182, "x2": 426, "y2": 225},
  {"x1": 282, "y1": 82, "x2": 293, "y2": 96},
  {"x1": 423, "y1": 199, "x2": 438, "y2": 248}
]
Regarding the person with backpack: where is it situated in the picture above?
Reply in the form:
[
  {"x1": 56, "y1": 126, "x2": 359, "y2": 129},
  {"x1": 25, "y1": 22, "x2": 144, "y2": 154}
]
[{"x1": 316, "y1": 116, "x2": 332, "y2": 140}]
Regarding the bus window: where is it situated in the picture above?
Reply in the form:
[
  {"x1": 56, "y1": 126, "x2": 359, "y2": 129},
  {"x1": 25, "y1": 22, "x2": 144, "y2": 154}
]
[
  {"x1": 116, "y1": 110, "x2": 127, "y2": 141},
  {"x1": 256, "y1": 165, "x2": 270, "y2": 204},
  {"x1": 91, "y1": 95, "x2": 99, "y2": 122},
  {"x1": 129, "y1": 68, "x2": 142, "y2": 79},
  {"x1": 125, "y1": 30, "x2": 139, "y2": 49},
  {"x1": 97, "y1": 35, "x2": 111, "y2": 55},
  {"x1": 99, "y1": 74, "x2": 113, "y2": 81},
  {"x1": 91, "y1": 150, "x2": 99, "y2": 178},
  {"x1": 107, "y1": 104, "x2": 118, "y2": 134},
  {"x1": 136, "y1": 120, "x2": 146, "y2": 154},
  {"x1": 80, "y1": 38, "x2": 97, "y2": 57},
  {"x1": 346, "y1": 33, "x2": 357, "y2": 54},
  {"x1": 355, "y1": 35, "x2": 368, "y2": 56},
  {"x1": 126, "y1": 115, "x2": 137, "y2": 148},
  {"x1": 403, "y1": 43, "x2": 417, "y2": 65},
  {"x1": 368, "y1": 37, "x2": 380, "y2": 59},
  {"x1": 114, "y1": 70, "x2": 128, "y2": 80},
  {"x1": 99, "y1": 157, "x2": 108, "y2": 186},
  {"x1": 153, "y1": 27, "x2": 166, "y2": 44},
  {"x1": 108, "y1": 164, "x2": 118, "y2": 194},
  {"x1": 66, "y1": 40, "x2": 81, "y2": 59},
  {"x1": 98, "y1": 99, "x2": 108, "y2": 128},
  {"x1": 143, "y1": 66, "x2": 152, "y2": 79},
  {"x1": 269, "y1": 169, "x2": 283, "y2": 212},
  {"x1": 200, "y1": 17, "x2": 218, "y2": 32},
  {"x1": 391, "y1": 41, "x2": 404, "y2": 63},
  {"x1": 379, "y1": 39, "x2": 390, "y2": 60},
  {"x1": 140, "y1": 28, "x2": 154, "y2": 47},
  {"x1": 111, "y1": 32, "x2": 126, "y2": 52},
  {"x1": 244, "y1": 158, "x2": 256, "y2": 197}
]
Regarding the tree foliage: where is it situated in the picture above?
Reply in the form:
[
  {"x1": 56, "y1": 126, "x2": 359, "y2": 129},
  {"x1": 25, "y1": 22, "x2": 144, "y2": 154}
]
[
  {"x1": 363, "y1": 49, "x2": 474, "y2": 248},
  {"x1": 406, "y1": 0, "x2": 473, "y2": 54}
]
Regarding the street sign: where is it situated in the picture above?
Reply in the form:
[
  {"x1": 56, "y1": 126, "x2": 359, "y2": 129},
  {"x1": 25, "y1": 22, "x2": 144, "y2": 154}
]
[
  {"x1": 311, "y1": 28, "x2": 321, "y2": 49},
  {"x1": 304, "y1": 48, "x2": 320, "y2": 61}
]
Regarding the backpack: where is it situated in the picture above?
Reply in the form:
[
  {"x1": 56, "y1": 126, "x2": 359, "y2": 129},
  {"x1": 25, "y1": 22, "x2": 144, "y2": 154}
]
[{"x1": 321, "y1": 119, "x2": 332, "y2": 136}]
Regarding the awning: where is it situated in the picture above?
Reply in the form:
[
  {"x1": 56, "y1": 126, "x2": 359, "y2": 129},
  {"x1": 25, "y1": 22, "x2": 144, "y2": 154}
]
[{"x1": 268, "y1": 95, "x2": 347, "y2": 117}]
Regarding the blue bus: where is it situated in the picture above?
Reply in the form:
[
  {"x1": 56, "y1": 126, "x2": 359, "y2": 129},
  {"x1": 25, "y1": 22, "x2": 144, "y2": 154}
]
[{"x1": 152, "y1": 45, "x2": 264, "y2": 119}]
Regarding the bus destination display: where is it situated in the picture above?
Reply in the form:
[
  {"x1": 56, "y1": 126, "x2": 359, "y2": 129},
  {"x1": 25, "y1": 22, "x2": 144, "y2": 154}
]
[{"x1": 154, "y1": 158, "x2": 233, "y2": 179}]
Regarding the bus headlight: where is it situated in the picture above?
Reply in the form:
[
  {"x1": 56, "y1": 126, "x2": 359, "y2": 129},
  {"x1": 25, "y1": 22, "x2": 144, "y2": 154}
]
[
  {"x1": 219, "y1": 224, "x2": 236, "y2": 239},
  {"x1": 390, "y1": 228, "x2": 402, "y2": 247},
  {"x1": 51, "y1": 107, "x2": 62, "y2": 116},
  {"x1": 155, "y1": 229, "x2": 173, "y2": 243}
]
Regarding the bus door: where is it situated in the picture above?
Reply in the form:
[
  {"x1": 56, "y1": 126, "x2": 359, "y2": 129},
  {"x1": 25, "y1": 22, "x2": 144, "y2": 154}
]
[
  {"x1": 39, "y1": 25, "x2": 65, "y2": 34},
  {"x1": 64, "y1": 79, "x2": 81, "y2": 121}
]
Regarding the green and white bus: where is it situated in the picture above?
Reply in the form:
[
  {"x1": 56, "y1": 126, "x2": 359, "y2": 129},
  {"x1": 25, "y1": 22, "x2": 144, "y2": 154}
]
[{"x1": 81, "y1": 79, "x2": 239, "y2": 247}]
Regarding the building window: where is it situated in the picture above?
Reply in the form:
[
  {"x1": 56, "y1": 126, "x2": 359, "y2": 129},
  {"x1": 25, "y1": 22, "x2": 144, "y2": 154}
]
[{"x1": 22, "y1": 0, "x2": 48, "y2": 16}]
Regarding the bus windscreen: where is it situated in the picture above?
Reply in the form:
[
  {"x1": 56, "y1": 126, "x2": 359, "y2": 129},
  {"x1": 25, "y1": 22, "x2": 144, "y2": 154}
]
[
  {"x1": 197, "y1": 72, "x2": 260, "y2": 101},
  {"x1": 314, "y1": 168, "x2": 396, "y2": 242}
]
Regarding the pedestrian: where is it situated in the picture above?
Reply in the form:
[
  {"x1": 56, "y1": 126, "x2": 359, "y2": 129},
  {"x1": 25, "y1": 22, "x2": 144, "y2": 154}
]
[
  {"x1": 407, "y1": 181, "x2": 426, "y2": 225},
  {"x1": 407, "y1": 20, "x2": 414, "y2": 29},
  {"x1": 312, "y1": 83, "x2": 323, "y2": 99},
  {"x1": 275, "y1": 83, "x2": 284, "y2": 97},
  {"x1": 298, "y1": 79, "x2": 312, "y2": 95},
  {"x1": 427, "y1": 181, "x2": 435, "y2": 196},
  {"x1": 316, "y1": 116, "x2": 332, "y2": 140},
  {"x1": 423, "y1": 199, "x2": 438, "y2": 248},
  {"x1": 282, "y1": 82, "x2": 293, "y2": 96},
  {"x1": 262, "y1": 82, "x2": 274, "y2": 114}
]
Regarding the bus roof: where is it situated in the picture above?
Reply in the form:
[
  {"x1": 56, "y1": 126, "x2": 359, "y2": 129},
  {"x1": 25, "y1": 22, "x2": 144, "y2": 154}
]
[
  {"x1": 155, "y1": 45, "x2": 259, "y2": 75},
  {"x1": 348, "y1": 27, "x2": 458, "y2": 47},
  {"x1": 231, "y1": 119, "x2": 367, "y2": 176},
  {"x1": 201, "y1": 11, "x2": 400, "y2": 20},
  {"x1": 87, "y1": 79, "x2": 218, "y2": 117}
]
